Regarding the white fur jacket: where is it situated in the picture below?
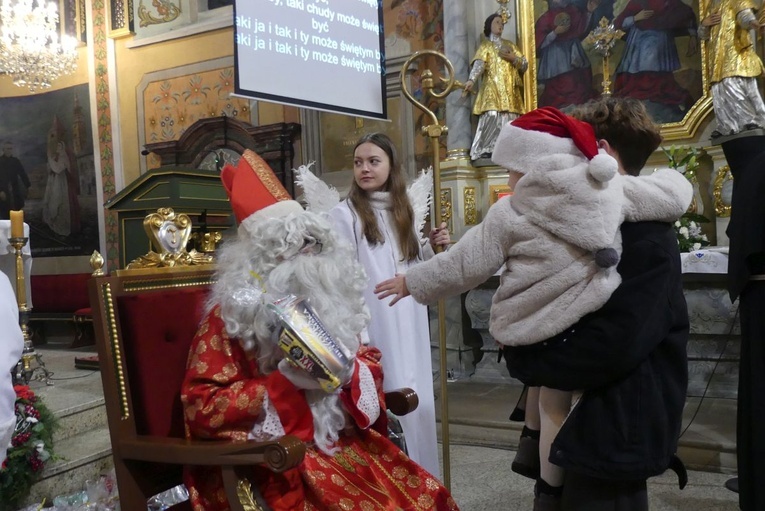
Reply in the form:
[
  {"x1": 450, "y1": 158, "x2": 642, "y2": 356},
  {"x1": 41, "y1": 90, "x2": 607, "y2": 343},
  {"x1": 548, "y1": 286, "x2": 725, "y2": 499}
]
[{"x1": 405, "y1": 168, "x2": 692, "y2": 346}]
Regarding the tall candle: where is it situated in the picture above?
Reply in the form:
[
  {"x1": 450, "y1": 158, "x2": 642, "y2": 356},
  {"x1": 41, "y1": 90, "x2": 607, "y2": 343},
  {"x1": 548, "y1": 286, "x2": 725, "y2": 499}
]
[{"x1": 10, "y1": 210, "x2": 23, "y2": 238}]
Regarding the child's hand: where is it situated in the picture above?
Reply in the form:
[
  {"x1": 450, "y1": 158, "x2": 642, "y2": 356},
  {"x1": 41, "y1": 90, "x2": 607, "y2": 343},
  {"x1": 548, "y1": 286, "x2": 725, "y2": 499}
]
[{"x1": 374, "y1": 274, "x2": 410, "y2": 306}]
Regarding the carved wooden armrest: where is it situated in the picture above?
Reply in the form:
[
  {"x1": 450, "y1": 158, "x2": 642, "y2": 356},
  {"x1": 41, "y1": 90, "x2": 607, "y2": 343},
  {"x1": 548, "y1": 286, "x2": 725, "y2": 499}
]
[
  {"x1": 119, "y1": 435, "x2": 306, "y2": 473},
  {"x1": 384, "y1": 388, "x2": 419, "y2": 416}
]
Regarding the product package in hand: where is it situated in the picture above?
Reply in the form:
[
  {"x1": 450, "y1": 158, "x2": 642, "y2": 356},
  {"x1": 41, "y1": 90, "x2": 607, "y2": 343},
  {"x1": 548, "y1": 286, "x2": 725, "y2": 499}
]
[{"x1": 268, "y1": 294, "x2": 354, "y2": 392}]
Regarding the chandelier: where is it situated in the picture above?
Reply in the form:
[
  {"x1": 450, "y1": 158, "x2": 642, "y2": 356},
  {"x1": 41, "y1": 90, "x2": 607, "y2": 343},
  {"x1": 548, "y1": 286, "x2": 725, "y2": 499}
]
[{"x1": 0, "y1": 0, "x2": 78, "y2": 93}]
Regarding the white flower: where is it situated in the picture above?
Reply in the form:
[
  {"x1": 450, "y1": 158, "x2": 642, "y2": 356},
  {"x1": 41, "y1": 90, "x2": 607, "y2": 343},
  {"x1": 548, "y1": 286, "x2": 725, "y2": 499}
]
[
  {"x1": 34, "y1": 441, "x2": 44, "y2": 452},
  {"x1": 679, "y1": 226, "x2": 689, "y2": 238},
  {"x1": 25, "y1": 417, "x2": 38, "y2": 424},
  {"x1": 693, "y1": 243, "x2": 701, "y2": 251}
]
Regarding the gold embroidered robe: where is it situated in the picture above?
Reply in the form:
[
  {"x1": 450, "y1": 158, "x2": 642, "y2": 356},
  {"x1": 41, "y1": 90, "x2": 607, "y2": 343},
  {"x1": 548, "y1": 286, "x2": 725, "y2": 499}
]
[{"x1": 181, "y1": 306, "x2": 458, "y2": 511}]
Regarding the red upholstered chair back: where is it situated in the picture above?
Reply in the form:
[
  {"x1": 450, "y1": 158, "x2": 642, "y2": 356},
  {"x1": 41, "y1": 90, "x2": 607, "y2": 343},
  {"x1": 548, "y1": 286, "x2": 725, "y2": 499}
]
[
  {"x1": 116, "y1": 287, "x2": 209, "y2": 438},
  {"x1": 89, "y1": 267, "x2": 216, "y2": 505}
]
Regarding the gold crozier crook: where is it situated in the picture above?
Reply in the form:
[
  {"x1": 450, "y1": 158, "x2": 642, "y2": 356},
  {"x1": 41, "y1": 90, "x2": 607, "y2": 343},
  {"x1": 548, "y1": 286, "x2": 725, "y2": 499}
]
[{"x1": 400, "y1": 50, "x2": 465, "y2": 490}]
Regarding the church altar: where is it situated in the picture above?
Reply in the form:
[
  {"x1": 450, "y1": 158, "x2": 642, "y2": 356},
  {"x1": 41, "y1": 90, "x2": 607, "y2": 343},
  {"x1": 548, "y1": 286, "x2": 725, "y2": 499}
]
[
  {"x1": 0, "y1": 220, "x2": 32, "y2": 308},
  {"x1": 680, "y1": 247, "x2": 729, "y2": 274}
]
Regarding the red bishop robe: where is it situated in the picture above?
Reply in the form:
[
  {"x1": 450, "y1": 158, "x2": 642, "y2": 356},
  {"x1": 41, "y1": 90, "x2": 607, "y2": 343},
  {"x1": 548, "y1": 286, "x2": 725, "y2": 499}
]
[{"x1": 181, "y1": 306, "x2": 458, "y2": 511}]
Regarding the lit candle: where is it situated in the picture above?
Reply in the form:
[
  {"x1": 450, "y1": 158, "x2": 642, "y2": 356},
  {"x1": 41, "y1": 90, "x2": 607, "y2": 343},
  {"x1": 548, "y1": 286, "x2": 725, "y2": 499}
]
[{"x1": 10, "y1": 210, "x2": 23, "y2": 238}]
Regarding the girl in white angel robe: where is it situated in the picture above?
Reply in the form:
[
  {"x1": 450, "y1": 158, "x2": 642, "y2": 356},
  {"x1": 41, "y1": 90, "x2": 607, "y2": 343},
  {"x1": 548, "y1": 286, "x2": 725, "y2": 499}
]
[{"x1": 295, "y1": 133, "x2": 448, "y2": 478}]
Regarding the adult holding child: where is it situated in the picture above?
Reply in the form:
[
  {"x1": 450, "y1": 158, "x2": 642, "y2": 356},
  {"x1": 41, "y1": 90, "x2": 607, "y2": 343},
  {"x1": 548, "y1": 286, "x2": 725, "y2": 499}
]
[
  {"x1": 374, "y1": 98, "x2": 692, "y2": 510},
  {"x1": 506, "y1": 97, "x2": 692, "y2": 510}
]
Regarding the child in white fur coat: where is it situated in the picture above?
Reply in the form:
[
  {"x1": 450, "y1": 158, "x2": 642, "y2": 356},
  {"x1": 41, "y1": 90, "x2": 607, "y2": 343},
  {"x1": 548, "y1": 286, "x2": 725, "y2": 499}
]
[{"x1": 375, "y1": 103, "x2": 692, "y2": 510}]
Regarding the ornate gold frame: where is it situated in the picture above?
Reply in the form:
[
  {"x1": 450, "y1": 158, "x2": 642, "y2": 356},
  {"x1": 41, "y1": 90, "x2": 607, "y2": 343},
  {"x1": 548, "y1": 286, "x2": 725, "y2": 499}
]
[
  {"x1": 713, "y1": 165, "x2": 732, "y2": 217},
  {"x1": 516, "y1": 0, "x2": 713, "y2": 140},
  {"x1": 464, "y1": 187, "x2": 478, "y2": 225},
  {"x1": 125, "y1": 207, "x2": 213, "y2": 270},
  {"x1": 489, "y1": 184, "x2": 513, "y2": 205}
]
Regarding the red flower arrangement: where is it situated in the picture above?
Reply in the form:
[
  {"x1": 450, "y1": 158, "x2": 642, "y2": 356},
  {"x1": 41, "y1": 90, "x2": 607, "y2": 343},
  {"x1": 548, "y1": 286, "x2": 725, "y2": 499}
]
[{"x1": 0, "y1": 385, "x2": 58, "y2": 511}]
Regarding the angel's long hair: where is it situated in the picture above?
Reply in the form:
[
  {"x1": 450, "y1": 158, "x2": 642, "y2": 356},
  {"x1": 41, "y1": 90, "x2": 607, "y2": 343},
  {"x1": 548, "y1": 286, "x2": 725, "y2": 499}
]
[
  {"x1": 347, "y1": 132, "x2": 420, "y2": 262},
  {"x1": 211, "y1": 210, "x2": 371, "y2": 453}
]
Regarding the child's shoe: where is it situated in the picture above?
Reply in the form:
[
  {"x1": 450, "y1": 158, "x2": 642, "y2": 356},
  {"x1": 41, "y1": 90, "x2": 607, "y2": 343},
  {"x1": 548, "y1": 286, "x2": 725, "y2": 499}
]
[
  {"x1": 533, "y1": 479, "x2": 562, "y2": 511},
  {"x1": 533, "y1": 492, "x2": 562, "y2": 511},
  {"x1": 511, "y1": 426, "x2": 540, "y2": 480}
]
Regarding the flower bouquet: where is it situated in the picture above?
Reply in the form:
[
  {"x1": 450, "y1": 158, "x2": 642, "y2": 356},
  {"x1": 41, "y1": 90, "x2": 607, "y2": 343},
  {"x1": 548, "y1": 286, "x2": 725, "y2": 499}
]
[
  {"x1": 675, "y1": 213, "x2": 711, "y2": 253},
  {"x1": 0, "y1": 385, "x2": 58, "y2": 511},
  {"x1": 663, "y1": 145, "x2": 701, "y2": 181}
]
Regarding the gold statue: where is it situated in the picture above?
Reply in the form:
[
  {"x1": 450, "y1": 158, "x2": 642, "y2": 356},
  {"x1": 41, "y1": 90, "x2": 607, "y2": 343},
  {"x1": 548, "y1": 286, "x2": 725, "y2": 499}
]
[
  {"x1": 699, "y1": 0, "x2": 765, "y2": 138},
  {"x1": 463, "y1": 12, "x2": 527, "y2": 161}
]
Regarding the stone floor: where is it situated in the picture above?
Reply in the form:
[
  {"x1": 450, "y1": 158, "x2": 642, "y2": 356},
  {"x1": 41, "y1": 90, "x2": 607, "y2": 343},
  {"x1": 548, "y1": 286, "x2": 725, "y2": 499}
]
[
  {"x1": 22, "y1": 343, "x2": 742, "y2": 510},
  {"x1": 448, "y1": 445, "x2": 740, "y2": 511}
]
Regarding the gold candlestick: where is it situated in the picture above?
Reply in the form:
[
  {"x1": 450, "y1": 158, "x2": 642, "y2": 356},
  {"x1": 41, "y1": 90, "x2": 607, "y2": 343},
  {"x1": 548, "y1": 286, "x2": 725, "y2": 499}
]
[
  {"x1": 583, "y1": 17, "x2": 625, "y2": 97},
  {"x1": 9, "y1": 236, "x2": 53, "y2": 386}
]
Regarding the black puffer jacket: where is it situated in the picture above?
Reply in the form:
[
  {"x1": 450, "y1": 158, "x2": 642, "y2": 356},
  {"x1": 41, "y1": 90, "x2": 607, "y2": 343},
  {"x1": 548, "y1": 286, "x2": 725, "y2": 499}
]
[{"x1": 505, "y1": 221, "x2": 689, "y2": 481}]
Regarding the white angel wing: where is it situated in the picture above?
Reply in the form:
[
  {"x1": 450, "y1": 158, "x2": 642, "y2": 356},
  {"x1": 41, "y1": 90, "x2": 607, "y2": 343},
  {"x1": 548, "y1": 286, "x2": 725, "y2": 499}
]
[
  {"x1": 294, "y1": 163, "x2": 341, "y2": 213},
  {"x1": 407, "y1": 166, "x2": 434, "y2": 239}
]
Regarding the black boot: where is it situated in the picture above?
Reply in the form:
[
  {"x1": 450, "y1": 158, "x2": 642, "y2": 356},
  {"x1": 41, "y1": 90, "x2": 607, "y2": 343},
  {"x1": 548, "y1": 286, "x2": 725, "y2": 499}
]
[
  {"x1": 512, "y1": 426, "x2": 540, "y2": 480},
  {"x1": 533, "y1": 479, "x2": 562, "y2": 511}
]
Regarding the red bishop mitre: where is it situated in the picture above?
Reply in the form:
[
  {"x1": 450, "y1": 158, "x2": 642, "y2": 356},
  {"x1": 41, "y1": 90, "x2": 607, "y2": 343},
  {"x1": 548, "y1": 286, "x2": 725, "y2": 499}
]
[{"x1": 221, "y1": 149, "x2": 303, "y2": 235}]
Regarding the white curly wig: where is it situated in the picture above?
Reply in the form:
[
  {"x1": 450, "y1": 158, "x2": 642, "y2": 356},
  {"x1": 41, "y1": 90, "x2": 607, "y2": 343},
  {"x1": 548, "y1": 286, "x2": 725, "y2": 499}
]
[{"x1": 210, "y1": 209, "x2": 371, "y2": 453}]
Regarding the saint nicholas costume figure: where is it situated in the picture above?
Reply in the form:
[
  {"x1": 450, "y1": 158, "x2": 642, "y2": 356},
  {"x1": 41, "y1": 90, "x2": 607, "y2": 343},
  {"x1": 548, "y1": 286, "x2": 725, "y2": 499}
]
[{"x1": 181, "y1": 150, "x2": 457, "y2": 511}]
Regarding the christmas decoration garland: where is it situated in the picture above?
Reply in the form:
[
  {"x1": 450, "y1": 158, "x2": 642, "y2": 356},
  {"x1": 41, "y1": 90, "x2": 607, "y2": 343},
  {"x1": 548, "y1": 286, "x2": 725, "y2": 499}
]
[{"x1": 0, "y1": 385, "x2": 58, "y2": 511}]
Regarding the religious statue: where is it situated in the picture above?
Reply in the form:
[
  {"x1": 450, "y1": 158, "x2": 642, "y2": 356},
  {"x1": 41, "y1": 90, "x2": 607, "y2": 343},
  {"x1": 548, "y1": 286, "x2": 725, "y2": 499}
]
[
  {"x1": 698, "y1": 0, "x2": 765, "y2": 138},
  {"x1": 463, "y1": 12, "x2": 527, "y2": 162}
]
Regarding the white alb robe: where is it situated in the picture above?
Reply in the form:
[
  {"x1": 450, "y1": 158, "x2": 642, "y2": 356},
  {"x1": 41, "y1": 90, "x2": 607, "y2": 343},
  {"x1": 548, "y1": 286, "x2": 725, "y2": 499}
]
[
  {"x1": 330, "y1": 194, "x2": 440, "y2": 478},
  {"x1": 0, "y1": 272, "x2": 23, "y2": 464}
]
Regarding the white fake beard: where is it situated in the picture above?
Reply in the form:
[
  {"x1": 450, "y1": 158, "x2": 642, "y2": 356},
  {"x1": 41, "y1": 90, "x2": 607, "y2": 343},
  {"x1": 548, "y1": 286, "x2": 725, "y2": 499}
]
[{"x1": 213, "y1": 211, "x2": 370, "y2": 453}]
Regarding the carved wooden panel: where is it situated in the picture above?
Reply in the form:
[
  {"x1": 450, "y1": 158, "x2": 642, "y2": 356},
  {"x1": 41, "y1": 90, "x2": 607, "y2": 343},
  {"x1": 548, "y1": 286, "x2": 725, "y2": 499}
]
[{"x1": 143, "y1": 117, "x2": 301, "y2": 197}]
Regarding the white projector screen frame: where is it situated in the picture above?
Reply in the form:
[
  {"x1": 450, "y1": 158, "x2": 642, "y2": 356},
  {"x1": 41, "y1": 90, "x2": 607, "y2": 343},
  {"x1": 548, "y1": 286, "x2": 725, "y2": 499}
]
[{"x1": 234, "y1": 0, "x2": 387, "y2": 120}]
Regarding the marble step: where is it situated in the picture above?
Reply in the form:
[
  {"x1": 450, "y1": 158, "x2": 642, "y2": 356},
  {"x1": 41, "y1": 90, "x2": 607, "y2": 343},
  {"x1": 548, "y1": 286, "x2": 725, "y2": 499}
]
[
  {"x1": 19, "y1": 348, "x2": 113, "y2": 508},
  {"x1": 52, "y1": 396, "x2": 107, "y2": 443},
  {"x1": 21, "y1": 426, "x2": 114, "y2": 508}
]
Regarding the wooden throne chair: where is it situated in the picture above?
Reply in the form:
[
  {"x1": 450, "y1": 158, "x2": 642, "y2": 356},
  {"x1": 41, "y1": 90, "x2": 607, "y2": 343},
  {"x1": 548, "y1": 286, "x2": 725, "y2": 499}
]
[{"x1": 89, "y1": 208, "x2": 418, "y2": 510}]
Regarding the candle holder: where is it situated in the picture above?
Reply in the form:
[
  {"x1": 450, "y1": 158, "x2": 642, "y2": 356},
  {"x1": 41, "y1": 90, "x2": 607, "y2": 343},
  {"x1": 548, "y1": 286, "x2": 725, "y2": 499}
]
[{"x1": 9, "y1": 236, "x2": 53, "y2": 386}]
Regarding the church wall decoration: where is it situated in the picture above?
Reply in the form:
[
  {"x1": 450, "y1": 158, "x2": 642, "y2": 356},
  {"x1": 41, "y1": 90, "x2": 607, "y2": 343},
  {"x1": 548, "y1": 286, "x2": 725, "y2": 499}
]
[
  {"x1": 142, "y1": 67, "x2": 251, "y2": 146},
  {"x1": 518, "y1": 0, "x2": 712, "y2": 140},
  {"x1": 107, "y1": 0, "x2": 135, "y2": 38},
  {"x1": 93, "y1": 0, "x2": 121, "y2": 269},
  {"x1": 0, "y1": 84, "x2": 99, "y2": 258}
]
